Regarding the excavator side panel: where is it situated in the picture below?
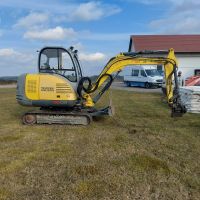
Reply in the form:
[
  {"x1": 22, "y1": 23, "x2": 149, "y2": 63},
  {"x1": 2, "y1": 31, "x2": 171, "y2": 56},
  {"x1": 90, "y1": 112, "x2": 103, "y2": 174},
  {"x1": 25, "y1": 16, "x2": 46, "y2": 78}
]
[
  {"x1": 17, "y1": 73, "x2": 78, "y2": 108},
  {"x1": 25, "y1": 74, "x2": 77, "y2": 101}
]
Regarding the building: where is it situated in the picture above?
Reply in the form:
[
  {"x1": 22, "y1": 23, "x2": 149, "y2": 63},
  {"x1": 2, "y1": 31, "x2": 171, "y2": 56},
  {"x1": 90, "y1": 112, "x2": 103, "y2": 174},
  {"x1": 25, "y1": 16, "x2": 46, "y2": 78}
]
[{"x1": 128, "y1": 35, "x2": 200, "y2": 78}]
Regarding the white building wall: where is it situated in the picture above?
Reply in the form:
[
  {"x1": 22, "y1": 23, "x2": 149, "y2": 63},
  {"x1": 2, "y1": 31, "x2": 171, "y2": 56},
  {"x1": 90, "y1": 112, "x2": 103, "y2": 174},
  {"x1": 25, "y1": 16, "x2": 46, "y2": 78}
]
[{"x1": 176, "y1": 55, "x2": 200, "y2": 78}]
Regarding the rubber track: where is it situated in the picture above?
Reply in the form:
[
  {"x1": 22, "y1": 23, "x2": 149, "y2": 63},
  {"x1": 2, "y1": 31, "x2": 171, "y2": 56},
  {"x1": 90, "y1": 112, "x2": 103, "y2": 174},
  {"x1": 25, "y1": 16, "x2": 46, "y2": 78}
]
[{"x1": 22, "y1": 110, "x2": 92, "y2": 125}]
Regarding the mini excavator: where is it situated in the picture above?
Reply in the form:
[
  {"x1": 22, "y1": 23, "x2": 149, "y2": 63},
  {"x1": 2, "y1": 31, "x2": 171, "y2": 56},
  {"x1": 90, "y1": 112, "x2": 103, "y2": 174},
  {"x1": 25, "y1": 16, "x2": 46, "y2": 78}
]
[{"x1": 16, "y1": 47, "x2": 186, "y2": 125}]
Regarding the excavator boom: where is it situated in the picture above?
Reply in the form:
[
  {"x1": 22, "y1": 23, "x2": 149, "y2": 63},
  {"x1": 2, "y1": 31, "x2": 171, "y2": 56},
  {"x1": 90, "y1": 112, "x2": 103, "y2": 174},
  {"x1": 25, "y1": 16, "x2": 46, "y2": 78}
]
[{"x1": 77, "y1": 49, "x2": 185, "y2": 117}]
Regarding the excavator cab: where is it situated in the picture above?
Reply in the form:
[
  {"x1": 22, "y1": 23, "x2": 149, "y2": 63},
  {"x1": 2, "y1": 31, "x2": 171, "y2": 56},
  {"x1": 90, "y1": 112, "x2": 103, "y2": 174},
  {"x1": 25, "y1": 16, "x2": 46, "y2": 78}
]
[
  {"x1": 16, "y1": 47, "x2": 84, "y2": 109},
  {"x1": 39, "y1": 47, "x2": 82, "y2": 83}
]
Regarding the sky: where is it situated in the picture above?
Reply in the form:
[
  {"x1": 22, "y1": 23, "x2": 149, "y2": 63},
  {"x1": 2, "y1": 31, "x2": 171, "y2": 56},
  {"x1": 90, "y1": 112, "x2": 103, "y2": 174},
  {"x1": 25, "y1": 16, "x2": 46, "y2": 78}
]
[{"x1": 0, "y1": 0, "x2": 200, "y2": 76}]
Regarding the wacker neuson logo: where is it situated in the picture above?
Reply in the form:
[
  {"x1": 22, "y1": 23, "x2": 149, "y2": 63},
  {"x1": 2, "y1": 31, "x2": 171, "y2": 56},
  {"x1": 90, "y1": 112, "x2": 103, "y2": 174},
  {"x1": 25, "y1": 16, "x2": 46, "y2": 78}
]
[{"x1": 41, "y1": 87, "x2": 54, "y2": 92}]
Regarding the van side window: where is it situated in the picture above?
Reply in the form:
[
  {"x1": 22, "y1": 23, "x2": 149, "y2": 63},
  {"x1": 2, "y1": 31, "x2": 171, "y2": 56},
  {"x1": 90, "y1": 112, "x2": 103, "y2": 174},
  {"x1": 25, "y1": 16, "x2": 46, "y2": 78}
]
[
  {"x1": 132, "y1": 69, "x2": 139, "y2": 76},
  {"x1": 141, "y1": 70, "x2": 147, "y2": 77}
]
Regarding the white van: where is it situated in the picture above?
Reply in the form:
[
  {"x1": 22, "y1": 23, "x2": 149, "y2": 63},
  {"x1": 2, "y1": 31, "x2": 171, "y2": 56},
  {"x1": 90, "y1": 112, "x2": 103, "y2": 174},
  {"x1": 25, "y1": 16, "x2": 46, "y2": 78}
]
[{"x1": 124, "y1": 66, "x2": 163, "y2": 88}]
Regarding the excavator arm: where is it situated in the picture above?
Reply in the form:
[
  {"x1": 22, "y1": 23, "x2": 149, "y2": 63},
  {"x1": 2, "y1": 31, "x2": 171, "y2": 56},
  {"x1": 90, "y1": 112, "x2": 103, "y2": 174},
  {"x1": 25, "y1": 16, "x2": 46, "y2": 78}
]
[{"x1": 77, "y1": 49, "x2": 186, "y2": 117}]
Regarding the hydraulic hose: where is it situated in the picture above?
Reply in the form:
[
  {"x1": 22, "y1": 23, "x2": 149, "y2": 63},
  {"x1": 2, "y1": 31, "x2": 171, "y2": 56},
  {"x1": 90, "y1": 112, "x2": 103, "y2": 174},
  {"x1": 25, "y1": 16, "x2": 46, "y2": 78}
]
[{"x1": 77, "y1": 74, "x2": 113, "y2": 99}]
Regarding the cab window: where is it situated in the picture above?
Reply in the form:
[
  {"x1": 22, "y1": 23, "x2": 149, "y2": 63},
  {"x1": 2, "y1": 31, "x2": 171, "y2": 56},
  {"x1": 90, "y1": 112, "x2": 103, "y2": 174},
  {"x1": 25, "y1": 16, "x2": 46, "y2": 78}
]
[
  {"x1": 40, "y1": 49, "x2": 58, "y2": 70},
  {"x1": 39, "y1": 48, "x2": 77, "y2": 82},
  {"x1": 61, "y1": 51, "x2": 74, "y2": 70},
  {"x1": 59, "y1": 49, "x2": 77, "y2": 82}
]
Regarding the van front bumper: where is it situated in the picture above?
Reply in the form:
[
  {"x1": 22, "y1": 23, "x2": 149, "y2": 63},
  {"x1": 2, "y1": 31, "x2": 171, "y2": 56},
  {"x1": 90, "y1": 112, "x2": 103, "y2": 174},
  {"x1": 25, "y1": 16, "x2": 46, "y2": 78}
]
[{"x1": 152, "y1": 82, "x2": 162, "y2": 87}]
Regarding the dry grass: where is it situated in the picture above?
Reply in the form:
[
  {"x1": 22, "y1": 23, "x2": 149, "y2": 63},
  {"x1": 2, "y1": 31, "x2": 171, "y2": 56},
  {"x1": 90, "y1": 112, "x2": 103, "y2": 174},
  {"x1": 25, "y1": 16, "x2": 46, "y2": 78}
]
[{"x1": 0, "y1": 88, "x2": 200, "y2": 200}]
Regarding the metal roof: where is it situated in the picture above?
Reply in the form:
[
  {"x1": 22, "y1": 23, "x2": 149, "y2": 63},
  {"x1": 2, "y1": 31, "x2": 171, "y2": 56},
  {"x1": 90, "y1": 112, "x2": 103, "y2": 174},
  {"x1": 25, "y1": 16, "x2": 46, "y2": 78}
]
[{"x1": 129, "y1": 35, "x2": 200, "y2": 53}]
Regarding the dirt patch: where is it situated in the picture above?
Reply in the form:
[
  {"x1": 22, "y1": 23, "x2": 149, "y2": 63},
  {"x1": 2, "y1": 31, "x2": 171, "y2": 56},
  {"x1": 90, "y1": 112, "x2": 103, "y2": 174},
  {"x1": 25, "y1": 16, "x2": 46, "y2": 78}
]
[{"x1": 0, "y1": 84, "x2": 16, "y2": 88}]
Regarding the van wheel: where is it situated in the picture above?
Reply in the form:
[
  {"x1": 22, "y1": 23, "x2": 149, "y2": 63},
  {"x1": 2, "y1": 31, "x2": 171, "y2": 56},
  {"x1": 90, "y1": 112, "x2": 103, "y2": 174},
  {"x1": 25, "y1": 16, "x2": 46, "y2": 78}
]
[{"x1": 145, "y1": 82, "x2": 151, "y2": 89}]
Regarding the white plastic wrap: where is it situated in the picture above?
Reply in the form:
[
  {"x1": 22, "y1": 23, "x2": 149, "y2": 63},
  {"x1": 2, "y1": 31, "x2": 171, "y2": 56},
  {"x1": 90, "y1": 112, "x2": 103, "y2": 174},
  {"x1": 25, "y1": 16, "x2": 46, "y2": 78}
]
[{"x1": 179, "y1": 86, "x2": 200, "y2": 113}]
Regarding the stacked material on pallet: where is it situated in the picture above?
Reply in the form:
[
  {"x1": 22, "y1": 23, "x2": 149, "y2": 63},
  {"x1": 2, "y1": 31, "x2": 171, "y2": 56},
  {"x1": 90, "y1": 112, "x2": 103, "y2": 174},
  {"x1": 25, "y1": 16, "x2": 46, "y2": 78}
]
[
  {"x1": 179, "y1": 86, "x2": 200, "y2": 113},
  {"x1": 185, "y1": 76, "x2": 200, "y2": 86}
]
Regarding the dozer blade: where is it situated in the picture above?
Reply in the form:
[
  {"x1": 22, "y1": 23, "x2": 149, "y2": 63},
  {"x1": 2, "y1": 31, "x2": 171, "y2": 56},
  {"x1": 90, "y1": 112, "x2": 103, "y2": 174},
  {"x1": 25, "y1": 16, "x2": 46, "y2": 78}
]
[{"x1": 22, "y1": 110, "x2": 92, "y2": 125}]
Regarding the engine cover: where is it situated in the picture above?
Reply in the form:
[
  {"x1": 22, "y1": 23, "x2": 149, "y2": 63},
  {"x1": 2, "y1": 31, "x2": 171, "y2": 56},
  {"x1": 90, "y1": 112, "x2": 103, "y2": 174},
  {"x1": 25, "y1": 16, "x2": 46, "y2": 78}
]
[{"x1": 16, "y1": 73, "x2": 77, "y2": 108}]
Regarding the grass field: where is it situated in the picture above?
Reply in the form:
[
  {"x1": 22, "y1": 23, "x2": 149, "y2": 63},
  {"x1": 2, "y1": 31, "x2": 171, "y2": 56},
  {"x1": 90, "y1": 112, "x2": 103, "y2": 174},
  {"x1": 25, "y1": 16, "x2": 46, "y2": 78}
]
[{"x1": 0, "y1": 88, "x2": 200, "y2": 200}]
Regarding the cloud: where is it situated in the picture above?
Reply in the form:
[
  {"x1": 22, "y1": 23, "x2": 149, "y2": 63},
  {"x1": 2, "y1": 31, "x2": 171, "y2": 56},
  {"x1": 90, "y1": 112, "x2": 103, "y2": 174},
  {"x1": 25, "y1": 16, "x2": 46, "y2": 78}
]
[
  {"x1": 173, "y1": 0, "x2": 200, "y2": 12},
  {"x1": 0, "y1": 48, "x2": 19, "y2": 57},
  {"x1": 22, "y1": 25, "x2": 131, "y2": 42},
  {"x1": 66, "y1": 1, "x2": 121, "y2": 22},
  {"x1": 78, "y1": 52, "x2": 108, "y2": 76},
  {"x1": 128, "y1": 0, "x2": 200, "y2": 6},
  {"x1": 0, "y1": 48, "x2": 34, "y2": 62},
  {"x1": 169, "y1": 0, "x2": 200, "y2": 6},
  {"x1": 72, "y1": 42, "x2": 85, "y2": 51},
  {"x1": 12, "y1": 2, "x2": 122, "y2": 42},
  {"x1": 150, "y1": 15, "x2": 200, "y2": 33},
  {"x1": 24, "y1": 26, "x2": 77, "y2": 41},
  {"x1": 148, "y1": 0, "x2": 200, "y2": 33},
  {"x1": 123, "y1": 0, "x2": 169, "y2": 5},
  {"x1": 15, "y1": 12, "x2": 49, "y2": 29},
  {"x1": 1, "y1": 1, "x2": 121, "y2": 22},
  {"x1": 79, "y1": 52, "x2": 106, "y2": 62},
  {"x1": 0, "y1": 47, "x2": 106, "y2": 76},
  {"x1": 0, "y1": 48, "x2": 106, "y2": 76},
  {"x1": 130, "y1": 0, "x2": 163, "y2": 4},
  {"x1": 0, "y1": 48, "x2": 35, "y2": 76}
]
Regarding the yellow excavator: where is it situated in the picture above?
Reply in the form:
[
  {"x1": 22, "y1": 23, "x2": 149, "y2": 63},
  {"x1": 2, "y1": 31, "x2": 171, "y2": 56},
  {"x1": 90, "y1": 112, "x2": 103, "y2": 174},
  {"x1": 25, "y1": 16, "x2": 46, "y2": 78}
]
[{"x1": 16, "y1": 46, "x2": 186, "y2": 125}]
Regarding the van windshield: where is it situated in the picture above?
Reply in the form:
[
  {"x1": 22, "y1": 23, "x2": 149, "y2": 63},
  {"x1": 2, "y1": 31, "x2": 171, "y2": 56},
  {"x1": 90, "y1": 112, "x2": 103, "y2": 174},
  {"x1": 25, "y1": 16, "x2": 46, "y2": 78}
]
[{"x1": 145, "y1": 69, "x2": 160, "y2": 77}]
